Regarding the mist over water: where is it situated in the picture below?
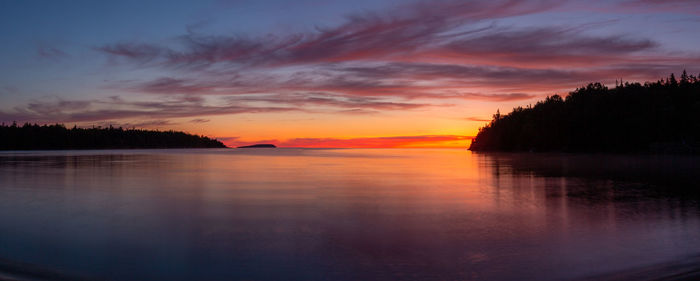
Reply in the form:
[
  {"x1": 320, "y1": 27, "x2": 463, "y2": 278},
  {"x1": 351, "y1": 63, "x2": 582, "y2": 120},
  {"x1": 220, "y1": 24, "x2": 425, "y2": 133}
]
[{"x1": 0, "y1": 149, "x2": 699, "y2": 280}]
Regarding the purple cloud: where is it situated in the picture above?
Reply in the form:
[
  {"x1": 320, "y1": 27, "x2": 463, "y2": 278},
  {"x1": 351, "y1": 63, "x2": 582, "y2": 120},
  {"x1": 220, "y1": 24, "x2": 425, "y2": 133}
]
[
  {"x1": 0, "y1": 90, "x2": 442, "y2": 124},
  {"x1": 439, "y1": 26, "x2": 658, "y2": 67},
  {"x1": 31, "y1": 0, "x2": 697, "y2": 127},
  {"x1": 618, "y1": 0, "x2": 700, "y2": 14},
  {"x1": 223, "y1": 92, "x2": 435, "y2": 110},
  {"x1": 190, "y1": 118, "x2": 210, "y2": 123},
  {"x1": 96, "y1": 14, "x2": 693, "y2": 101},
  {"x1": 96, "y1": 0, "x2": 562, "y2": 69},
  {"x1": 0, "y1": 96, "x2": 297, "y2": 124}
]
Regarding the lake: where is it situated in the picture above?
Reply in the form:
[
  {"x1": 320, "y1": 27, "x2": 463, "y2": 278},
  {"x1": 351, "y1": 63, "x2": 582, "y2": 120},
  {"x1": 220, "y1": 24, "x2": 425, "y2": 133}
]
[{"x1": 0, "y1": 149, "x2": 699, "y2": 280}]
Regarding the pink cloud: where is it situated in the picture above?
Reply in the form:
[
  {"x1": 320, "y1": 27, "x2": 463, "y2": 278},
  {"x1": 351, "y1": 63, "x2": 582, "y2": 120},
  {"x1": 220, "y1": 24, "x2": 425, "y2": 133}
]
[{"x1": 96, "y1": 1, "x2": 564, "y2": 68}]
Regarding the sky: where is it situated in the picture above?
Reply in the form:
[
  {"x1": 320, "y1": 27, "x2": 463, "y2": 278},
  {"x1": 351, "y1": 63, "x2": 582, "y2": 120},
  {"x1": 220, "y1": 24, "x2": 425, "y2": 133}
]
[{"x1": 1, "y1": 0, "x2": 699, "y2": 148}]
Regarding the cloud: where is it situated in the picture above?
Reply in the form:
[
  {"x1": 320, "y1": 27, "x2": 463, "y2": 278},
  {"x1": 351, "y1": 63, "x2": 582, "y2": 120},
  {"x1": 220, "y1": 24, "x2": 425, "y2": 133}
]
[
  {"x1": 0, "y1": 91, "x2": 439, "y2": 125},
  {"x1": 104, "y1": 18, "x2": 690, "y2": 99},
  {"x1": 436, "y1": 26, "x2": 658, "y2": 67},
  {"x1": 215, "y1": 136, "x2": 240, "y2": 142},
  {"x1": 463, "y1": 116, "x2": 492, "y2": 122},
  {"x1": 96, "y1": 0, "x2": 562, "y2": 68},
  {"x1": 37, "y1": 46, "x2": 69, "y2": 60},
  {"x1": 95, "y1": 4, "x2": 671, "y2": 74},
  {"x1": 98, "y1": 43, "x2": 165, "y2": 65},
  {"x1": 328, "y1": 62, "x2": 596, "y2": 93},
  {"x1": 223, "y1": 92, "x2": 435, "y2": 110},
  {"x1": 0, "y1": 86, "x2": 18, "y2": 96},
  {"x1": 120, "y1": 59, "x2": 695, "y2": 103},
  {"x1": 122, "y1": 63, "x2": 572, "y2": 99},
  {"x1": 93, "y1": 119, "x2": 175, "y2": 128},
  {"x1": 190, "y1": 118, "x2": 210, "y2": 123},
  {"x1": 334, "y1": 109, "x2": 381, "y2": 115},
  {"x1": 0, "y1": 96, "x2": 297, "y2": 124},
  {"x1": 222, "y1": 135, "x2": 474, "y2": 148},
  {"x1": 49, "y1": 0, "x2": 700, "y2": 128},
  {"x1": 136, "y1": 77, "x2": 218, "y2": 94},
  {"x1": 90, "y1": 0, "x2": 700, "y2": 111},
  {"x1": 617, "y1": 0, "x2": 700, "y2": 14},
  {"x1": 125, "y1": 69, "x2": 543, "y2": 103},
  {"x1": 441, "y1": 93, "x2": 535, "y2": 101}
]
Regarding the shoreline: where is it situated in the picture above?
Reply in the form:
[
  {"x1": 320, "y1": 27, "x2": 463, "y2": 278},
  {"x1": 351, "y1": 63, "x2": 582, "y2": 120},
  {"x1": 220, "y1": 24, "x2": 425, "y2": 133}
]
[
  {"x1": 0, "y1": 258, "x2": 97, "y2": 281},
  {"x1": 2, "y1": 255, "x2": 700, "y2": 281},
  {"x1": 577, "y1": 255, "x2": 700, "y2": 281}
]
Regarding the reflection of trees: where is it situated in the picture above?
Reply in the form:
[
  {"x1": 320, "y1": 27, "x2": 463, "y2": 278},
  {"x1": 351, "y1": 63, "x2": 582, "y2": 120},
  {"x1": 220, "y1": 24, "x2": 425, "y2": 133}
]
[
  {"x1": 479, "y1": 152, "x2": 700, "y2": 202},
  {"x1": 0, "y1": 124, "x2": 226, "y2": 149},
  {"x1": 470, "y1": 71, "x2": 700, "y2": 153},
  {"x1": 477, "y1": 153, "x2": 700, "y2": 233}
]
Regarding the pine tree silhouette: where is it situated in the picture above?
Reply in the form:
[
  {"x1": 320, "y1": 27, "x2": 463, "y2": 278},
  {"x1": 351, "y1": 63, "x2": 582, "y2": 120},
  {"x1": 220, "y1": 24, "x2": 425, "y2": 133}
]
[{"x1": 469, "y1": 72, "x2": 700, "y2": 153}]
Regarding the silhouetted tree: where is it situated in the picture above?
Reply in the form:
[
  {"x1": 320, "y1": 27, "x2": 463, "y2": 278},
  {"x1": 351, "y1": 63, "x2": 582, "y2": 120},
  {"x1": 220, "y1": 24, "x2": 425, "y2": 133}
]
[
  {"x1": 669, "y1": 73, "x2": 678, "y2": 86},
  {"x1": 0, "y1": 124, "x2": 227, "y2": 150},
  {"x1": 469, "y1": 71, "x2": 700, "y2": 153},
  {"x1": 681, "y1": 70, "x2": 689, "y2": 84}
]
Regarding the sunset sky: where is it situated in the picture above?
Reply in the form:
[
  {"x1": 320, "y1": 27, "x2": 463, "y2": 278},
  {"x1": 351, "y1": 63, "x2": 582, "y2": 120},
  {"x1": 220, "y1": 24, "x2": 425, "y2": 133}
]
[{"x1": 1, "y1": 0, "x2": 699, "y2": 147}]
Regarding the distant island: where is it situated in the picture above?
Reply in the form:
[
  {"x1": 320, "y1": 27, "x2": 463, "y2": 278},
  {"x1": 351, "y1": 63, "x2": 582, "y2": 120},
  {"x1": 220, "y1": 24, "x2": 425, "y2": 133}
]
[
  {"x1": 0, "y1": 123, "x2": 226, "y2": 150},
  {"x1": 469, "y1": 71, "x2": 700, "y2": 153},
  {"x1": 237, "y1": 144, "x2": 276, "y2": 148}
]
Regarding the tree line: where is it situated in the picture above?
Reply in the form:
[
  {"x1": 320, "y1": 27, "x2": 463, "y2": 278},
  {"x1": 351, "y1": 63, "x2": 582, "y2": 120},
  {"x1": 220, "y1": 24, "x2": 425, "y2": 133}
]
[
  {"x1": 469, "y1": 71, "x2": 700, "y2": 153},
  {"x1": 0, "y1": 123, "x2": 226, "y2": 150}
]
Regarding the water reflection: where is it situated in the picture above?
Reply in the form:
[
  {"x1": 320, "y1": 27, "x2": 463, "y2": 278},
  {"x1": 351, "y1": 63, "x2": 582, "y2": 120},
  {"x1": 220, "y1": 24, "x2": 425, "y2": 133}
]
[{"x1": 0, "y1": 149, "x2": 698, "y2": 280}]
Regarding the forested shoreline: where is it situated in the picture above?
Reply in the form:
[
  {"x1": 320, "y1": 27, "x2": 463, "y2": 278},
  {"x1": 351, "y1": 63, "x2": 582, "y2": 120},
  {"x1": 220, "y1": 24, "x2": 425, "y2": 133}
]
[
  {"x1": 0, "y1": 123, "x2": 226, "y2": 150},
  {"x1": 469, "y1": 71, "x2": 700, "y2": 153}
]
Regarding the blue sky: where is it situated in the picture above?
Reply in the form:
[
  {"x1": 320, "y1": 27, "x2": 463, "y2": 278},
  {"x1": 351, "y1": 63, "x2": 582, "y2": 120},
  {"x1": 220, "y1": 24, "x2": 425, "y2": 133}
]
[{"x1": 1, "y1": 0, "x2": 699, "y2": 147}]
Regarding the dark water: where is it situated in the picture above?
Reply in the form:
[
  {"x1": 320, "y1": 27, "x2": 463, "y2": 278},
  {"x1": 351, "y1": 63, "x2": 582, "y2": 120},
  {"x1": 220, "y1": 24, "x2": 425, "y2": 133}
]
[{"x1": 0, "y1": 149, "x2": 699, "y2": 280}]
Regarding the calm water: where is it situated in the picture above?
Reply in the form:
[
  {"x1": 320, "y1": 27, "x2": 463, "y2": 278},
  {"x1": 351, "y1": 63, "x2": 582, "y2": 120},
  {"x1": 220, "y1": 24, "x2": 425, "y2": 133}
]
[{"x1": 0, "y1": 149, "x2": 699, "y2": 280}]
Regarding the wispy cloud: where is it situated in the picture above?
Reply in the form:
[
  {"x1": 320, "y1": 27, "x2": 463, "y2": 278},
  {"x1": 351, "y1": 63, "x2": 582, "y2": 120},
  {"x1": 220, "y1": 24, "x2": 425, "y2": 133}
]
[
  {"x1": 20, "y1": 0, "x2": 699, "y2": 128},
  {"x1": 222, "y1": 92, "x2": 436, "y2": 110},
  {"x1": 97, "y1": 13, "x2": 693, "y2": 103},
  {"x1": 120, "y1": 60, "x2": 684, "y2": 101},
  {"x1": 436, "y1": 26, "x2": 659, "y2": 67},
  {"x1": 617, "y1": 0, "x2": 700, "y2": 14},
  {"x1": 463, "y1": 117, "x2": 492, "y2": 122},
  {"x1": 36, "y1": 46, "x2": 69, "y2": 60},
  {"x1": 97, "y1": 0, "x2": 562, "y2": 69},
  {"x1": 0, "y1": 91, "x2": 440, "y2": 124},
  {"x1": 0, "y1": 96, "x2": 296, "y2": 124},
  {"x1": 189, "y1": 118, "x2": 210, "y2": 123},
  {"x1": 95, "y1": 3, "x2": 677, "y2": 75},
  {"x1": 93, "y1": 119, "x2": 175, "y2": 128}
]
